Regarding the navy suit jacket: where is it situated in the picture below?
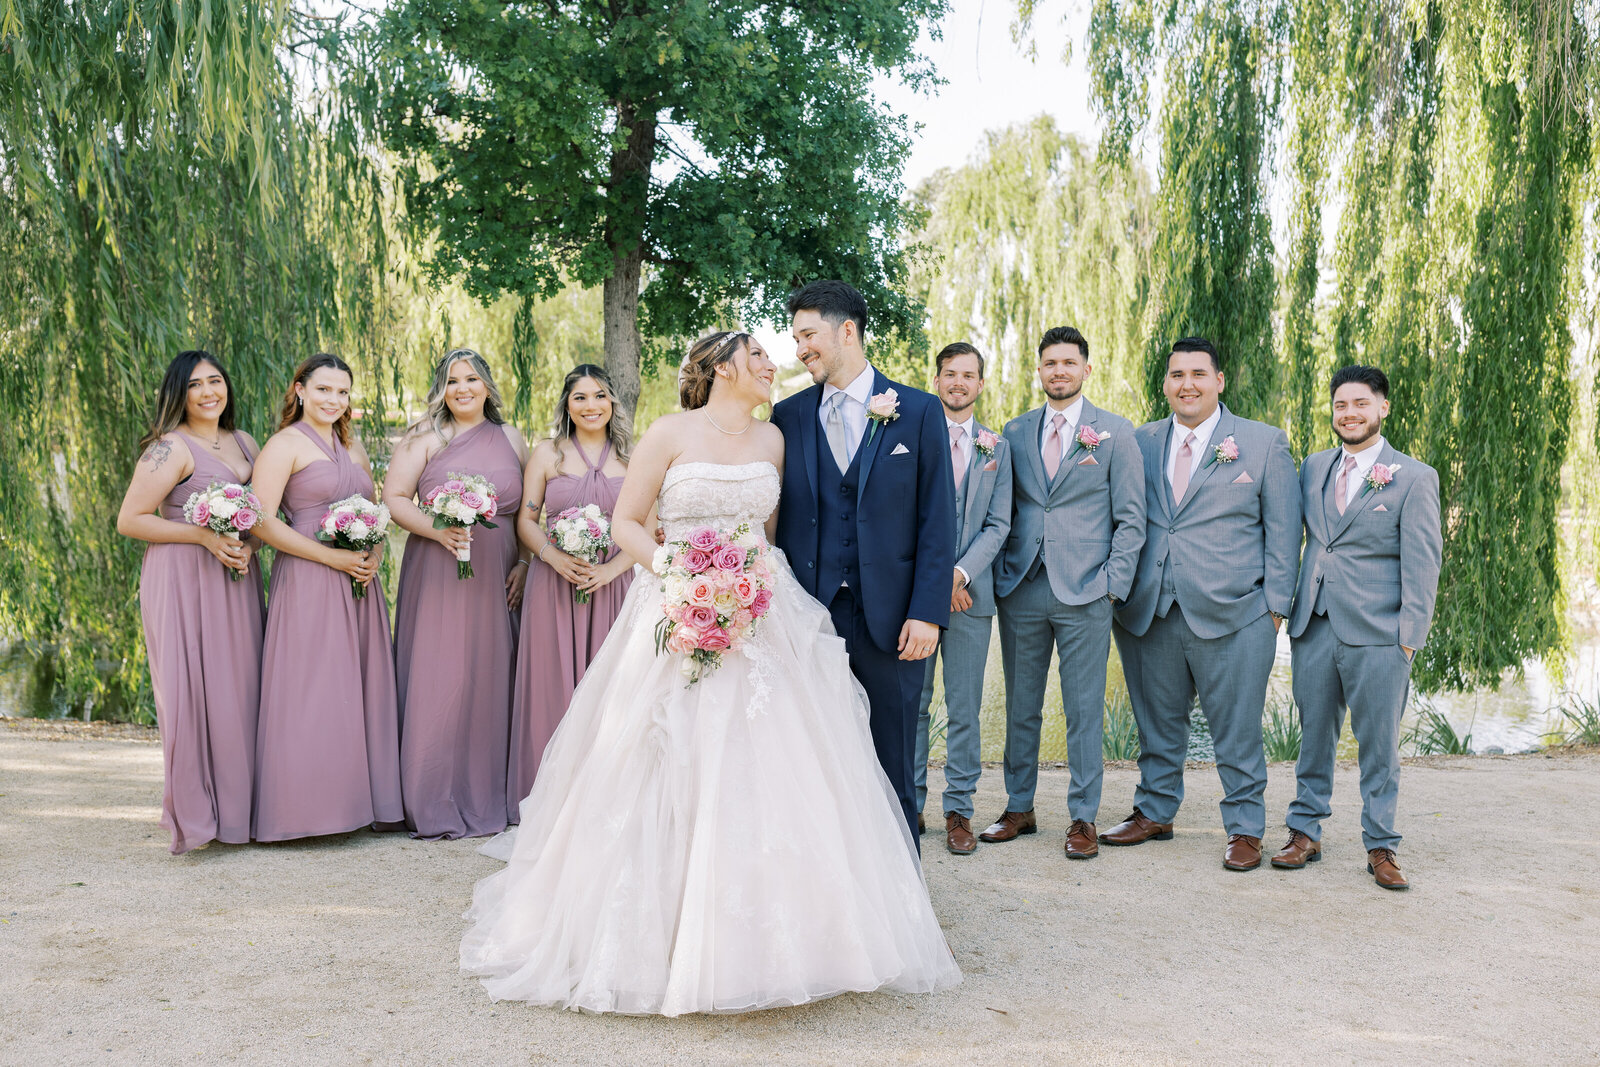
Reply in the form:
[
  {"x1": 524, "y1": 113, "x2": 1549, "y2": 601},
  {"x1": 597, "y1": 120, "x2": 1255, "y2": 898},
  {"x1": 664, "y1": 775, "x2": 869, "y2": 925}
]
[{"x1": 772, "y1": 368, "x2": 957, "y2": 652}]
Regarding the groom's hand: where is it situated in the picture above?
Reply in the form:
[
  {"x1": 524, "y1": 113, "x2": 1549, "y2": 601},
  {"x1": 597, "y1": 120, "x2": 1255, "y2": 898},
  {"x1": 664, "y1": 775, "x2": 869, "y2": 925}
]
[{"x1": 898, "y1": 619, "x2": 939, "y2": 661}]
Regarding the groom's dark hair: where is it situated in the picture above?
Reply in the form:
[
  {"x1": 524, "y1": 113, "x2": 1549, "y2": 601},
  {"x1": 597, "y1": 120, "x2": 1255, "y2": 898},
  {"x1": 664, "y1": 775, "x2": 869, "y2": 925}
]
[
  {"x1": 1330, "y1": 364, "x2": 1389, "y2": 399},
  {"x1": 1037, "y1": 325, "x2": 1089, "y2": 361},
  {"x1": 788, "y1": 280, "x2": 868, "y2": 342}
]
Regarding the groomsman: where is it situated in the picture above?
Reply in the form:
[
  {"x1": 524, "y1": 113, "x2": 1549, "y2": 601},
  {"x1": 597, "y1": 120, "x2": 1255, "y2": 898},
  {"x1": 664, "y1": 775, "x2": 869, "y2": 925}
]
[
  {"x1": 914, "y1": 342, "x2": 1012, "y2": 855},
  {"x1": 1275, "y1": 365, "x2": 1441, "y2": 890},
  {"x1": 1105, "y1": 337, "x2": 1301, "y2": 871},
  {"x1": 984, "y1": 326, "x2": 1145, "y2": 859}
]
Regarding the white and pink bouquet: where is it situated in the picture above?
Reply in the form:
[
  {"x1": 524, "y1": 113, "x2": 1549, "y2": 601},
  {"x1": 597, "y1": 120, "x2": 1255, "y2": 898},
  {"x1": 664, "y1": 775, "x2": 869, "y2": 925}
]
[
  {"x1": 182, "y1": 481, "x2": 261, "y2": 582},
  {"x1": 652, "y1": 523, "x2": 775, "y2": 684},
  {"x1": 421, "y1": 472, "x2": 500, "y2": 579},
  {"x1": 316, "y1": 494, "x2": 391, "y2": 599},
  {"x1": 548, "y1": 503, "x2": 612, "y2": 604}
]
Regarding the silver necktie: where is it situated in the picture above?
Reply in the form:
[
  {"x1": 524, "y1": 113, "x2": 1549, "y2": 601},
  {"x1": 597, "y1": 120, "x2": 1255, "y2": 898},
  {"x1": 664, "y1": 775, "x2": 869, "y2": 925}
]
[{"x1": 825, "y1": 393, "x2": 852, "y2": 471}]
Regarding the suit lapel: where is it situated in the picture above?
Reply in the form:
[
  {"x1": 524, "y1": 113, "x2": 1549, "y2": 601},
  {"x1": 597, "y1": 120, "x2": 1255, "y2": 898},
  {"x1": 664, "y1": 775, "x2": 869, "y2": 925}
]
[
  {"x1": 961, "y1": 424, "x2": 989, "y2": 534},
  {"x1": 1329, "y1": 441, "x2": 1399, "y2": 544},
  {"x1": 1152, "y1": 420, "x2": 1174, "y2": 520},
  {"x1": 1305, "y1": 450, "x2": 1334, "y2": 546},
  {"x1": 796, "y1": 384, "x2": 822, "y2": 514},
  {"x1": 1051, "y1": 399, "x2": 1098, "y2": 496},
  {"x1": 855, "y1": 368, "x2": 887, "y2": 506},
  {"x1": 1020, "y1": 406, "x2": 1049, "y2": 500},
  {"x1": 1172, "y1": 406, "x2": 1235, "y2": 518}
]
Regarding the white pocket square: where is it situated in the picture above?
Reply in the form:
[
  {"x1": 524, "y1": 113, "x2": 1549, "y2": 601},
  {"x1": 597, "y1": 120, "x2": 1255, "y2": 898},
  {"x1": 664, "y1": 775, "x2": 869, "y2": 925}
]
[
  {"x1": 1232, "y1": 470, "x2": 1254, "y2": 484},
  {"x1": 1372, "y1": 503, "x2": 1388, "y2": 512},
  {"x1": 890, "y1": 443, "x2": 910, "y2": 456}
]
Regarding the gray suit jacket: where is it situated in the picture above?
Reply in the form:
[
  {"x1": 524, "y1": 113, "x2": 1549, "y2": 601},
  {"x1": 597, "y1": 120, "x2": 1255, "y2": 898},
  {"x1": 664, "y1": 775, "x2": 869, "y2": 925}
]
[
  {"x1": 1115, "y1": 406, "x2": 1302, "y2": 639},
  {"x1": 1288, "y1": 442, "x2": 1443, "y2": 648},
  {"x1": 996, "y1": 399, "x2": 1145, "y2": 605},
  {"x1": 953, "y1": 426, "x2": 1012, "y2": 618}
]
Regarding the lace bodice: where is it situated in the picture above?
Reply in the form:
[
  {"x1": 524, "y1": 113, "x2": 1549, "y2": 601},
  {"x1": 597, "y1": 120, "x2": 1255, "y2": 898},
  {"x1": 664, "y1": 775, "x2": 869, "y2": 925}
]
[{"x1": 657, "y1": 461, "x2": 780, "y2": 542}]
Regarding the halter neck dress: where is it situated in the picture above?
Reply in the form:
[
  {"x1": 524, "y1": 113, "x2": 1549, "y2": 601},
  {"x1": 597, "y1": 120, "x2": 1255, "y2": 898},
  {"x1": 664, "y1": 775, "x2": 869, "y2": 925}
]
[
  {"x1": 506, "y1": 438, "x2": 633, "y2": 817},
  {"x1": 393, "y1": 419, "x2": 524, "y2": 839},
  {"x1": 139, "y1": 430, "x2": 265, "y2": 854},
  {"x1": 252, "y1": 422, "x2": 403, "y2": 842}
]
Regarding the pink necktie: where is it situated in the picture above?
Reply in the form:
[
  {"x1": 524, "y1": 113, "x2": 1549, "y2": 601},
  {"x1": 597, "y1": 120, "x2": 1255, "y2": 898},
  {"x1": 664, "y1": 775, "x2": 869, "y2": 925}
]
[
  {"x1": 1043, "y1": 413, "x2": 1066, "y2": 479},
  {"x1": 950, "y1": 424, "x2": 966, "y2": 490},
  {"x1": 1172, "y1": 431, "x2": 1195, "y2": 504},
  {"x1": 1336, "y1": 453, "x2": 1358, "y2": 515}
]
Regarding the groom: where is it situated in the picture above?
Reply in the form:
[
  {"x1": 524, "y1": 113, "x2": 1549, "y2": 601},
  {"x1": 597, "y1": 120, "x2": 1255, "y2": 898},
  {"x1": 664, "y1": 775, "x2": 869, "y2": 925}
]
[{"x1": 772, "y1": 280, "x2": 957, "y2": 847}]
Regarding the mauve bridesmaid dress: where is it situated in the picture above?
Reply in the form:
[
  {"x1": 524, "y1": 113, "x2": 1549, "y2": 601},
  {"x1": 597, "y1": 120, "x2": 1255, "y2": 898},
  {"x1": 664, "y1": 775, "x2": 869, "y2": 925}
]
[
  {"x1": 393, "y1": 420, "x2": 523, "y2": 839},
  {"x1": 506, "y1": 438, "x2": 634, "y2": 817},
  {"x1": 139, "y1": 431, "x2": 265, "y2": 854},
  {"x1": 252, "y1": 422, "x2": 404, "y2": 842}
]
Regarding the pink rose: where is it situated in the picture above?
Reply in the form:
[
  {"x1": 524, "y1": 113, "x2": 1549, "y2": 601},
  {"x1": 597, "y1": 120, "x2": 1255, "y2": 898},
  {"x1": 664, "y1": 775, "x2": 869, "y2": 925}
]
[
  {"x1": 688, "y1": 526, "x2": 721, "y2": 552},
  {"x1": 222, "y1": 484, "x2": 243, "y2": 499},
  {"x1": 667, "y1": 627, "x2": 699, "y2": 654},
  {"x1": 246, "y1": 493, "x2": 261, "y2": 508},
  {"x1": 683, "y1": 548, "x2": 713, "y2": 574},
  {"x1": 1370, "y1": 463, "x2": 1394, "y2": 486},
  {"x1": 866, "y1": 389, "x2": 900, "y2": 420},
  {"x1": 193, "y1": 500, "x2": 211, "y2": 524},
  {"x1": 732, "y1": 574, "x2": 757, "y2": 606},
  {"x1": 732, "y1": 608, "x2": 754, "y2": 631},
  {"x1": 482, "y1": 498, "x2": 497, "y2": 520},
  {"x1": 711, "y1": 544, "x2": 746, "y2": 572},
  {"x1": 557, "y1": 506, "x2": 579, "y2": 521},
  {"x1": 461, "y1": 490, "x2": 485, "y2": 511},
  {"x1": 233, "y1": 508, "x2": 257, "y2": 531},
  {"x1": 686, "y1": 577, "x2": 716, "y2": 606},
  {"x1": 586, "y1": 519, "x2": 603, "y2": 538},
  {"x1": 975, "y1": 428, "x2": 1000, "y2": 452},
  {"x1": 750, "y1": 588, "x2": 774, "y2": 616},
  {"x1": 699, "y1": 626, "x2": 731, "y2": 652},
  {"x1": 1077, "y1": 425, "x2": 1102, "y2": 449},
  {"x1": 443, "y1": 479, "x2": 466, "y2": 494},
  {"x1": 334, "y1": 511, "x2": 356, "y2": 531},
  {"x1": 685, "y1": 604, "x2": 717, "y2": 631},
  {"x1": 1217, "y1": 436, "x2": 1239, "y2": 462}
]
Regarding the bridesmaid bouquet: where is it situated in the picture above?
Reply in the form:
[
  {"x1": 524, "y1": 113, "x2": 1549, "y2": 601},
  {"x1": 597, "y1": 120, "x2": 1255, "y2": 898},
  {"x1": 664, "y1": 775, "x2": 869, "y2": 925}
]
[
  {"x1": 651, "y1": 523, "x2": 775, "y2": 685},
  {"x1": 421, "y1": 472, "x2": 500, "y2": 579},
  {"x1": 548, "y1": 503, "x2": 612, "y2": 605},
  {"x1": 182, "y1": 481, "x2": 261, "y2": 582},
  {"x1": 316, "y1": 495, "x2": 391, "y2": 599}
]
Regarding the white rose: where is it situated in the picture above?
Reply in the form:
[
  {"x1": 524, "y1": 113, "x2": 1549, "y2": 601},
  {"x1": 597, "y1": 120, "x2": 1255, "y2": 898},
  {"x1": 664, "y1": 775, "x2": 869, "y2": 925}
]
[
  {"x1": 451, "y1": 500, "x2": 475, "y2": 523},
  {"x1": 322, "y1": 515, "x2": 338, "y2": 536},
  {"x1": 347, "y1": 519, "x2": 370, "y2": 541},
  {"x1": 211, "y1": 499, "x2": 238, "y2": 520},
  {"x1": 662, "y1": 574, "x2": 687, "y2": 603},
  {"x1": 652, "y1": 546, "x2": 671, "y2": 573},
  {"x1": 734, "y1": 528, "x2": 759, "y2": 549}
]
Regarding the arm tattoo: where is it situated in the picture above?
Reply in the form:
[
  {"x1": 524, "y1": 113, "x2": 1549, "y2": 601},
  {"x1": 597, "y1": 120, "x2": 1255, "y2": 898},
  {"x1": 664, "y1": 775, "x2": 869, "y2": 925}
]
[{"x1": 139, "y1": 439, "x2": 173, "y2": 471}]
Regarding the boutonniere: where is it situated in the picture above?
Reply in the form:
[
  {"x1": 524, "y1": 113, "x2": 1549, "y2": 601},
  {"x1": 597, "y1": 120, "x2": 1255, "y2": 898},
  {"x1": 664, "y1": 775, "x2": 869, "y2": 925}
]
[
  {"x1": 1066, "y1": 423, "x2": 1103, "y2": 462},
  {"x1": 1361, "y1": 462, "x2": 1400, "y2": 496},
  {"x1": 1203, "y1": 435, "x2": 1239, "y2": 468},
  {"x1": 865, "y1": 389, "x2": 899, "y2": 442},
  {"x1": 974, "y1": 428, "x2": 999, "y2": 457}
]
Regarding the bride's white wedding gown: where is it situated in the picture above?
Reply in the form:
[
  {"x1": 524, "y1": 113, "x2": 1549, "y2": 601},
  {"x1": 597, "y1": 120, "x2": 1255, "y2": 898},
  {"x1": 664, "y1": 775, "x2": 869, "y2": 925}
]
[{"x1": 459, "y1": 460, "x2": 961, "y2": 1014}]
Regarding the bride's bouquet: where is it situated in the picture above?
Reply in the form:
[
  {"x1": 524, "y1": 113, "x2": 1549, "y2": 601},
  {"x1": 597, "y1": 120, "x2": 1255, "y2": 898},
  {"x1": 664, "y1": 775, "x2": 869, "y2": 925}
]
[
  {"x1": 652, "y1": 523, "x2": 775, "y2": 684},
  {"x1": 181, "y1": 481, "x2": 261, "y2": 582},
  {"x1": 316, "y1": 495, "x2": 391, "y2": 599},
  {"x1": 421, "y1": 472, "x2": 500, "y2": 579},
  {"x1": 548, "y1": 503, "x2": 612, "y2": 604}
]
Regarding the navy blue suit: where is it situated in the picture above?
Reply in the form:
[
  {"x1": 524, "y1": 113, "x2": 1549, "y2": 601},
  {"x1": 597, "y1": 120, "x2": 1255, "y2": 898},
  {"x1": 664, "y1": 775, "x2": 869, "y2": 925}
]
[{"x1": 772, "y1": 369, "x2": 957, "y2": 843}]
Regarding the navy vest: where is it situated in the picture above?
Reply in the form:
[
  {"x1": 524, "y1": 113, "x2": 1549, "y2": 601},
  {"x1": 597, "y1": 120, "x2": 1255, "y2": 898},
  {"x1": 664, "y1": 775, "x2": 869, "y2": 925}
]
[{"x1": 816, "y1": 437, "x2": 865, "y2": 598}]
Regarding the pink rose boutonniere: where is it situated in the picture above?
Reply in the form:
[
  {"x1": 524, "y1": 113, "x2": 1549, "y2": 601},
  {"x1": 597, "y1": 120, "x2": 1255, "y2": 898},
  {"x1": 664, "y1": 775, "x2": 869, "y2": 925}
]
[
  {"x1": 1066, "y1": 423, "x2": 1104, "y2": 462},
  {"x1": 1362, "y1": 462, "x2": 1401, "y2": 496},
  {"x1": 974, "y1": 428, "x2": 1000, "y2": 457},
  {"x1": 1203, "y1": 434, "x2": 1240, "y2": 468},
  {"x1": 865, "y1": 388, "x2": 900, "y2": 443}
]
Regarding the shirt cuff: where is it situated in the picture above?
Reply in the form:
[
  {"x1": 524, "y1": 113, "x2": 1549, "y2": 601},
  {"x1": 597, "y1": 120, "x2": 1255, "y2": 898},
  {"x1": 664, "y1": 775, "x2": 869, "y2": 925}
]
[{"x1": 955, "y1": 565, "x2": 970, "y2": 588}]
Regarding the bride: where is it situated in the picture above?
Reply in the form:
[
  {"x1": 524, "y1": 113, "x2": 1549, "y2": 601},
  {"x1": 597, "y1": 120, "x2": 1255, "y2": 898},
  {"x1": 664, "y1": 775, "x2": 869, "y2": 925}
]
[{"x1": 459, "y1": 331, "x2": 962, "y2": 1015}]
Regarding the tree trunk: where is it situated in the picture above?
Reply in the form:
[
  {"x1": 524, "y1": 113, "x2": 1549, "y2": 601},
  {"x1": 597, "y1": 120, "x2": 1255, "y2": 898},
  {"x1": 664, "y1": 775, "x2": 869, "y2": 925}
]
[{"x1": 602, "y1": 101, "x2": 657, "y2": 415}]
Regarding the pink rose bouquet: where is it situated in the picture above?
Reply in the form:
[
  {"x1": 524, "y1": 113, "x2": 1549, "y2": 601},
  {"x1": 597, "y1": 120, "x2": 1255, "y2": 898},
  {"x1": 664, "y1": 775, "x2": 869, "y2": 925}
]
[
  {"x1": 549, "y1": 503, "x2": 612, "y2": 604},
  {"x1": 421, "y1": 471, "x2": 500, "y2": 579},
  {"x1": 182, "y1": 481, "x2": 261, "y2": 582},
  {"x1": 316, "y1": 494, "x2": 391, "y2": 599},
  {"x1": 652, "y1": 522, "x2": 774, "y2": 684}
]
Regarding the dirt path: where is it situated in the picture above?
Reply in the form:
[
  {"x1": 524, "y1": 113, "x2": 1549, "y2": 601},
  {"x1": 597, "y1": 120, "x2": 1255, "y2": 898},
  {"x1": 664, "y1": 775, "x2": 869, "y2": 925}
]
[{"x1": 2, "y1": 723, "x2": 1597, "y2": 1065}]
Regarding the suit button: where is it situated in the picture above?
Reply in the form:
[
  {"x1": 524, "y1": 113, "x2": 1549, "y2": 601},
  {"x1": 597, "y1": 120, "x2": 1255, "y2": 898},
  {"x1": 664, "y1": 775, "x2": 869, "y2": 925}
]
[
  {"x1": 840, "y1": 485, "x2": 849, "y2": 495},
  {"x1": 1155, "y1": 560, "x2": 1163, "y2": 567},
  {"x1": 1169, "y1": 527, "x2": 1176, "y2": 534},
  {"x1": 1036, "y1": 537, "x2": 1043, "y2": 544},
  {"x1": 1325, "y1": 547, "x2": 1333, "y2": 554},
  {"x1": 1045, "y1": 507, "x2": 1052, "y2": 513},
  {"x1": 810, "y1": 519, "x2": 817, "y2": 527},
  {"x1": 843, "y1": 540, "x2": 851, "y2": 548},
  {"x1": 806, "y1": 561, "x2": 814, "y2": 569}
]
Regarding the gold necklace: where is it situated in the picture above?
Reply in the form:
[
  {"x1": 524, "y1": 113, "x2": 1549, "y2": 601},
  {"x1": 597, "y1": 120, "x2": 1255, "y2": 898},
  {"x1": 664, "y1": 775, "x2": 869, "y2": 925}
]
[{"x1": 703, "y1": 409, "x2": 753, "y2": 436}]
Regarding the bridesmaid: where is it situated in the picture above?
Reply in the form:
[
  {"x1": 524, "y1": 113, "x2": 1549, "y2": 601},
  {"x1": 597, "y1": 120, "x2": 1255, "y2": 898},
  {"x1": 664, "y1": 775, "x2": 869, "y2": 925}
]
[
  {"x1": 249, "y1": 353, "x2": 404, "y2": 842},
  {"x1": 386, "y1": 348, "x2": 530, "y2": 839},
  {"x1": 506, "y1": 364, "x2": 642, "y2": 816},
  {"x1": 116, "y1": 350, "x2": 264, "y2": 854}
]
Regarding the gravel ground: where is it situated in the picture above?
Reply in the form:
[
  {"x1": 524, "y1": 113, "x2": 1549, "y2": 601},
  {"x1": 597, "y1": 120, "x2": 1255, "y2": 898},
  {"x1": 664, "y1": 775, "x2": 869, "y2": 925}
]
[{"x1": 2, "y1": 721, "x2": 1597, "y2": 1065}]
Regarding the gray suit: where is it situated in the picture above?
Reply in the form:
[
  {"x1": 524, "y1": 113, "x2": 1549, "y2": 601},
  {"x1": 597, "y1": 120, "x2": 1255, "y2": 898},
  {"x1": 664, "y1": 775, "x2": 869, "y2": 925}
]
[
  {"x1": 1111, "y1": 406, "x2": 1301, "y2": 836},
  {"x1": 995, "y1": 399, "x2": 1145, "y2": 820},
  {"x1": 1286, "y1": 441, "x2": 1442, "y2": 852},
  {"x1": 915, "y1": 426, "x2": 1013, "y2": 820}
]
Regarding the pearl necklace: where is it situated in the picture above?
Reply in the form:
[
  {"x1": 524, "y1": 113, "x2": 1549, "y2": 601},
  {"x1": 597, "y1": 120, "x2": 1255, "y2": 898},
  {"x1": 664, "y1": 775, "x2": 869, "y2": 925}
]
[{"x1": 703, "y1": 409, "x2": 753, "y2": 436}]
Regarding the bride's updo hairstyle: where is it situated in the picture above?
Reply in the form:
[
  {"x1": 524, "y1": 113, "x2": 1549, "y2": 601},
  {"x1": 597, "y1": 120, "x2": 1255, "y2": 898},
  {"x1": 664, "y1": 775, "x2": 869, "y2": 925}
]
[{"x1": 679, "y1": 330, "x2": 752, "y2": 411}]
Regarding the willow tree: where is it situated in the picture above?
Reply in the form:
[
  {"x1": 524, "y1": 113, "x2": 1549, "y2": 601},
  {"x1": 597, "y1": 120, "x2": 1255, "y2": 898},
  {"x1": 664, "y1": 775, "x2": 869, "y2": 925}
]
[
  {"x1": 364, "y1": 0, "x2": 946, "y2": 413},
  {"x1": 0, "y1": 3, "x2": 402, "y2": 718},
  {"x1": 904, "y1": 116, "x2": 1155, "y2": 421}
]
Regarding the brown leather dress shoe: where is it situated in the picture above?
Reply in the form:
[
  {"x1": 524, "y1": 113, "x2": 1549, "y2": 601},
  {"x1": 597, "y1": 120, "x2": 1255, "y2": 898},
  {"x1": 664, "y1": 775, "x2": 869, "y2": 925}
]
[
  {"x1": 1271, "y1": 830, "x2": 1322, "y2": 868},
  {"x1": 945, "y1": 813, "x2": 977, "y2": 855},
  {"x1": 1367, "y1": 848, "x2": 1409, "y2": 890},
  {"x1": 1064, "y1": 820, "x2": 1099, "y2": 859},
  {"x1": 917, "y1": 812, "x2": 926, "y2": 836},
  {"x1": 1099, "y1": 808, "x2": 1175, "y2": 845},
  {"x1": 1223, "y1": 834, "x2": 1262, "y2": 871},
  {"x1": 978, "y1": 810, "x2": 1037, "y2": 842}
]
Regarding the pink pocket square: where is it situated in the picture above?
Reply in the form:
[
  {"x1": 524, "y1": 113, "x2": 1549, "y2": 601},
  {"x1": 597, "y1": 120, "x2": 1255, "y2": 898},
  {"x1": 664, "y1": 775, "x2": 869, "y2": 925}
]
[
  {"x1": 1232, "y1": 470, "x2": 1254, "y2": 484},
  {"x1": 1077, "y1": 455, "x2": 1098, "y2": 466},
  {"x1": 1372, "y1": 503, "x2": 1389, "y2": 512},
  {"x1": 983, "y1": 460, "x2": 999, "y2": 472}
]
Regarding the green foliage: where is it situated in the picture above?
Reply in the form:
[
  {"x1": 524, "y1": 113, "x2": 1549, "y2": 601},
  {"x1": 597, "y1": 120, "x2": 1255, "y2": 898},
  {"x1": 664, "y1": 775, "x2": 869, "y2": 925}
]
[
  {"x1": 363, "y1": 0, "x2": 948, "y2": 411},
  {"x1": 904, "y1": 116, "x2": 1155, "y2": 422},
  {"x1": 1546, "y1": 693, "x2": 1600, "y2": 748},
  {"x1": 1403, "y1": 701, "x2": 1473, "y2": 756},
  {"x1": 1102, "y1": 690, "x2": 1142, "y2": 760},
  {"x1": 1261, "y1": 696, "x2": 1302, "y2": 763}
]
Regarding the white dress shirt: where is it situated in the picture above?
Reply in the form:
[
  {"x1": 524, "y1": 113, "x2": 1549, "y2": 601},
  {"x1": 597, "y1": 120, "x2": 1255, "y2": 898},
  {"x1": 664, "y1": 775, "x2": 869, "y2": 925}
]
[
  {"x1": 1338, "y1": 435, "x2": 1387, "y2": 508},
  {"x1": 948, "y1": 413, "x2": 975, "y2": 588},
  {"x1": 1165, "y1": 405, "x2": 1224, "y2": 493},
  {"x1": 818, "y1": 366, "x2": 875, "y2": 461},
  {"x1": 1038, "y1": 395, "x2": 1085, "y2": 456}
]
